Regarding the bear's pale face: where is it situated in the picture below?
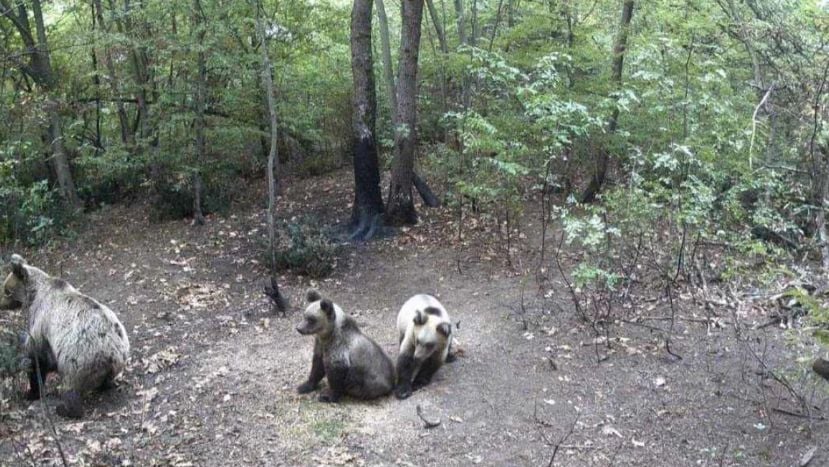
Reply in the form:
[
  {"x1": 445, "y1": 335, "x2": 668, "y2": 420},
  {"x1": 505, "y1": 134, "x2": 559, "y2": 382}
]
[
  {"x1": 412, "y1": 318, "x2": 451, "y2": 360},
  {"x1": 0, "y1": 272, "x2": 24, "y2": 310},
  {"x1": 414, "y1": 326, "x2": 440, "y2": 360},
  {"x1": 296, "y1": 300, "x2": 334, "y2": 336}
]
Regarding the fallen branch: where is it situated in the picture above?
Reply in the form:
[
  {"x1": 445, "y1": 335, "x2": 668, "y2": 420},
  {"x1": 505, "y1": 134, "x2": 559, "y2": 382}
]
[
  {"x1": 548, "y1": 415, "x2": 579, "y2": 467},
  {"x1": 772, "y1": 407, "x2": 825, "y2": 420}
]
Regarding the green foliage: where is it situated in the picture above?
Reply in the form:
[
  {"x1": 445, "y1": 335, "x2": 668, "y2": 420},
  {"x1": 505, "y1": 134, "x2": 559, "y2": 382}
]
[
  {"x1": 269, "y1": 217, "x2": 340, "y2": 279},
  {"x1": 0, "y1": 175, "x2": 64, "y2": 246}
]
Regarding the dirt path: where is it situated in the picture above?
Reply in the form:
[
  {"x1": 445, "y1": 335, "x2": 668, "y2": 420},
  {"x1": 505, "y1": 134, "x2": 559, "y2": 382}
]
[{"x1": 1, "y1": 172, "x2": 827, "y2": 466}]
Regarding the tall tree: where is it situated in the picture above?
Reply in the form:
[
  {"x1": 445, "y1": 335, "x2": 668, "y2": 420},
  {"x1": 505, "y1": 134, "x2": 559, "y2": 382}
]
[
  {"x1": 191, "y1": 0, "x2": 207, "y2": 224},
  {"x1": 0, "y1": 0, "x2": 81, "y2": 208},
  {"x1": 256, "y1": 0, "x2": 287, "y2": 313},
  {"x1": 350, "y1": 0, "x2": 385, "y2": 239},
  {"x1": 386, "y1": 0, "x2": 426, "y2": 225},
  {"x1": 93, "y1": 0, "x2": 134, "y2": 150},
  {"x1": 581, "y1": 0, "x2": 634, "y2": 203},
  {"x1": 375, "y1": 0, "x2": 397, "y2": 119}
]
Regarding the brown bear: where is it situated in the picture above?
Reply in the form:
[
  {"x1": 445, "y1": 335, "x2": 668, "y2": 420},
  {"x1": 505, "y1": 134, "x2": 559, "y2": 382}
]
[
  {"x1": 0, "y1": 254, "x2": 130, "y2": 418},
  {"x1": 296, "y1": 289, "x2": 394, "y2": 402}
]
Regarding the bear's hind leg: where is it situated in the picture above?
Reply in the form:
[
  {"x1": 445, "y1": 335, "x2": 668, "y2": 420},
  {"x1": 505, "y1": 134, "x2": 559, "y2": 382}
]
[{"x1": 25, "y1": 355, "x2": 53, "y2": 401}]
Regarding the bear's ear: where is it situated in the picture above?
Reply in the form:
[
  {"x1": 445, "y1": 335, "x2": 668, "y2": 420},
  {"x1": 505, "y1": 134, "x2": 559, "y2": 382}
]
[
  {"x1": 320, "y1": 299, "x2": 335, "y2": 318},
  {"x1": 9, "y1": 254, "x2": 26, "y2": 280},
  {"x1": 437, "y1": 323, "x2": 451, "y2": 338},
  {"x1": 306, "y1": 289, "x2": 322, "y2": 303},
  {"x1": 413, "y1": 310, "x2": 427, "y2": 326}
]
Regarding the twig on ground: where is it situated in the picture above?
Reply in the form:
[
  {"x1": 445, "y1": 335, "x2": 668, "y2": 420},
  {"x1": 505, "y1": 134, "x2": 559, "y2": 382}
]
[
  {"x1": 33, "y1": 355, "x2": 68, "y2": 467},
  {"x1": 547, "y1": 415, "x2": 579, "y2": 467}
]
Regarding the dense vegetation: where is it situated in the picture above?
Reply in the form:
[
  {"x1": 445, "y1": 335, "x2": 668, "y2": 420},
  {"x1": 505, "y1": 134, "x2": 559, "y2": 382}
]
[{"x1": 1, "y1": 1, "x2": 828, "y2": 296}]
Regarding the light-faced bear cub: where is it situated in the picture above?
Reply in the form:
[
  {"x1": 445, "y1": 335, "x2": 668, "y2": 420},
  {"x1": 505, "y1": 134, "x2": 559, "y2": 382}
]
[
  {"x1": 395, "y1": 294, "x2": 453, "y2": 400},
  {"x1": 296, "y1": 290, "x2": 394, "y2": 402},
  {"x1": 0, "y1": 255, "x2": 130, "y2": 418}
]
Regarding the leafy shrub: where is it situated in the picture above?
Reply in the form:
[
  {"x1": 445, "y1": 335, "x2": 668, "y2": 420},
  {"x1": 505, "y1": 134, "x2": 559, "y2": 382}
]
[
  {"x1": 0, "y1": 177, "x2": 65, "y2": 246},
  {"x1": 268, "y1": 217, "x2": 340, "y2": 279}
]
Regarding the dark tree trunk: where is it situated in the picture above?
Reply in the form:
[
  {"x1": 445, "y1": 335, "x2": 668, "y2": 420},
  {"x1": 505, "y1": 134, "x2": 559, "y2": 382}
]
[
  {"x1": 350, "y1": 0, "x2": 385, "y2": 240},
  {"x1": 581, "y1": 0, "x2": 634, "y2": 203},
  {"x1": 192, "y1": 0, "x2": 206, "y2": 225},
  {"x1": 386, "y1": 0, "x2": 425, "y2": 226},
  {"x1": 89, "y1": 3, "x2": 102, "y2": 152}
]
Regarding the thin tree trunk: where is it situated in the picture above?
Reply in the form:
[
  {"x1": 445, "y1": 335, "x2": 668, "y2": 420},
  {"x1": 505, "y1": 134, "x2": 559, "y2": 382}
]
[
  {"x1": 110, "y1": 0, "x2": 153, "y2": 149},
  {"x1": 375, "y1": 0, "x2": 397, "y2": 120},
  {"x1": 386, "y1": 0, "x2": 426, "y2": 226},
  {"x1": 350, "y1": 0, "x2": 385, "y2": 240},
  {"x1": 256, "y1": 0, "x2": 287, "y2": 313},
  {"x1": 453, "y1": 0, "x2": 470, "y2": 109},
  {"x1": 93, "y1": 0, "x2": 133, "y2": 149},
  {"x1": 487, "y1": 0, "x2": 504, "y2": 52},
  {"x1": 507, "y1": 0, "x2": 514, "y2": 28},
  {"x1": 581, "y1": 0, "x2": 634, "y2": 203},
  {"x1": 426, "y1": 0, "x2": 448, "y2": 53},
  {"x1": 471, "y1": 0, "x2": 478, "y2": 46},
  {"x1": 89, "y1": 3, "x2": 102, "y2": 152},
  {"x1": 192, "y1": 0, "x2": 206, "y2": 225}
]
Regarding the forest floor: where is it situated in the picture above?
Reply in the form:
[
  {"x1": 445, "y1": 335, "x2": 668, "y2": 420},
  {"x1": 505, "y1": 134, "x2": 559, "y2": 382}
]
[{"x1": 0, "y1": 169, "x2": 827, "y2": 466}]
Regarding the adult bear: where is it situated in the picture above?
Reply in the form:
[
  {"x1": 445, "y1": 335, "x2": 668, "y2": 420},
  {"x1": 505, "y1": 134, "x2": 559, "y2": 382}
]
[{"x1": 0, "y1": 254, "x2": 130, "y2": 418}]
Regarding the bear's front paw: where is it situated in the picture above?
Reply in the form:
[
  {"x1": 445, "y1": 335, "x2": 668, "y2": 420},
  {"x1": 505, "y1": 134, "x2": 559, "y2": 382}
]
[
  {"x1": 318, "y1": 389, "x2": 341, "y2": 403},
  {"x1": 297, "y1": 381, "x2": 318, "y2": 394},
  {"x1": 394, "y1": 384, "x2": 413, "y2": 400}
]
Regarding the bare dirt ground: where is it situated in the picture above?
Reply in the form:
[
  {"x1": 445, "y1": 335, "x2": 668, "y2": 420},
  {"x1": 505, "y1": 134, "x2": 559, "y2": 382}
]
[{"x1": 1, "y1": 169, "x2": 827, "y2": 466}]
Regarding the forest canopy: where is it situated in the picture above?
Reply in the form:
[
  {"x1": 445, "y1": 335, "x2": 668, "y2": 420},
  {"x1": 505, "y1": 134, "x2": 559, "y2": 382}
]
[{"x1": 0, "y1": 0, "x2": 828, "y2": 276}]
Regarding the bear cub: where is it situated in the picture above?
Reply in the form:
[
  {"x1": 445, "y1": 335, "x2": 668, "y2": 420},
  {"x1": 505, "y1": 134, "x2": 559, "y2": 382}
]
[
  {"x1": 395, "y1": 294, "x2": 454, "y2": 399},
  {"x1": 296, "y1": 290, "x2": 394, "y2": 402}
]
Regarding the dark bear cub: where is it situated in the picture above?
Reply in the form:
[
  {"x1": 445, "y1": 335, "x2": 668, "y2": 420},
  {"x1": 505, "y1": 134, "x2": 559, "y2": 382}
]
[{"x1": 296, "y1": 290, "x2": 394, "y2": 402}]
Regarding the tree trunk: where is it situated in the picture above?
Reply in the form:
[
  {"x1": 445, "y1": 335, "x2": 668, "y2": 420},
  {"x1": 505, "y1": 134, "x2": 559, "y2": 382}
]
[
  {"x1": 0, "y1": 0, "x2": 82, "y2": 208},
  {"x1": 93, "y1": 0, "x2": 134, "y2": 149},
  {"x1": 192, "y1": 0, "x2": 206, "y2": 225},
  {"x1": 89, "y1": 3, "x2": 103, "y2": 152},
  {"x1": 375, "y1": 0, "x2": 397, "y2": 120},
  {"x1": 45, "y1": 100, "x2": 81, "y2": 208},
  {"x1": 453, "y1": 0, "x2": 470, "y2": 109},
  {"x1": 581, "y1": 0, "x2": 634, "y2": 203},
  {"x1": 386, "y1": 0, "x2": 425, "y2": 226},
  {"x1": 256, "y1": 0, "x2": 287, "y2": 313},
  {"x1": 453, "y1": 0, "x2": 466, "y2": 46},
  {"x1": 110, "y1": 0, "x2": 154, "y2": 149},
  {"x1": 426, "y1": 0, "x2": 448, "y2": 53},
  {"x1": 351, "y1": 0, "x2": 386, "y2": 240}
]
